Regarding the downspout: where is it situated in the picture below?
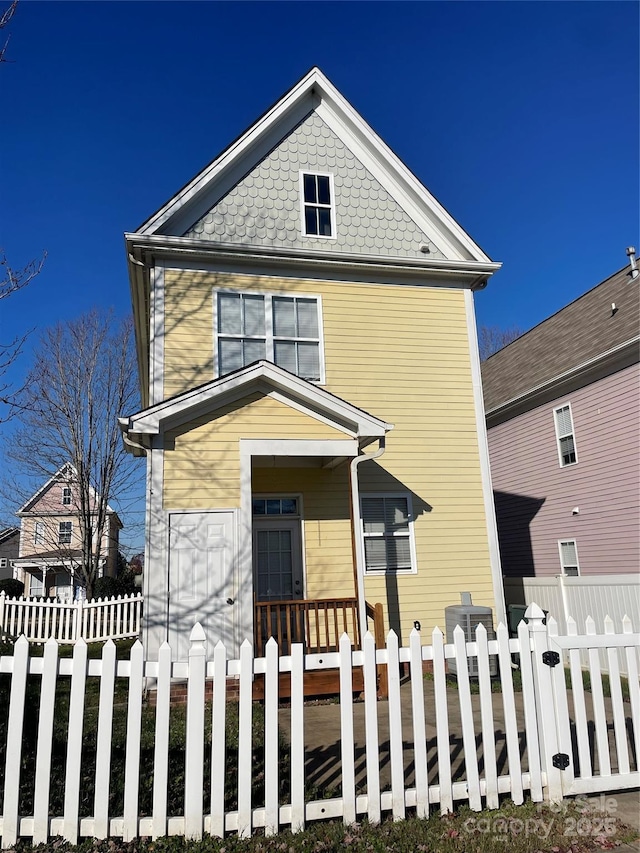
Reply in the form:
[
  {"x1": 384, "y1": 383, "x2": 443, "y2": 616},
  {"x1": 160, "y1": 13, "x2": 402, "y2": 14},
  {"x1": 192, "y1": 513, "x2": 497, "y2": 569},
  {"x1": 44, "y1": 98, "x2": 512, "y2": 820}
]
[{"x1": 350, "y1": 437, "x2": 386, "y2": 639}]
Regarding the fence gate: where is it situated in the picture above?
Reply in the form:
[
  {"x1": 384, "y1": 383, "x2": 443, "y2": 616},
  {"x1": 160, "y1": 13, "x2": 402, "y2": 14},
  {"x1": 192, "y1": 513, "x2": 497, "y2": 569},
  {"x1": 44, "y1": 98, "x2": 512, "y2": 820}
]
[{"x1": 530, "y1": 605, "x2": 640, "y2": 798}]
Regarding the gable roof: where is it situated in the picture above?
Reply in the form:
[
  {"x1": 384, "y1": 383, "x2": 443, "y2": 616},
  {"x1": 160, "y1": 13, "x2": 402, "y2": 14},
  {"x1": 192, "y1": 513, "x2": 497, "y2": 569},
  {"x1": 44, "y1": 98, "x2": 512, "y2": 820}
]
[
  {"x1": 119, "y1": 360, "x2": 393, "y2": 454},
  {"x1": 482, "y1": 265, "x2": 640, "y2": 419},
  {"x1": 0, "y1": 527, "x2": 19, "y2": 545},
  {"x1": 17, "y1": 463, "x2": 120, "y2": 520},
  {"x1": 132, "y1": 67, "x2": 495, "y2": 266}
]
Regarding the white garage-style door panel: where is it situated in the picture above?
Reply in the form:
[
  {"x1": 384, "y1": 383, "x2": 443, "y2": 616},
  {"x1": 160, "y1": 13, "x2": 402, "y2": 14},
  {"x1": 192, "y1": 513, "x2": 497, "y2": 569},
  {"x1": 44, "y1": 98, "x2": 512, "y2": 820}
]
[{"x1": 168, "y1": 510, "x2": 236, "y2": 661}]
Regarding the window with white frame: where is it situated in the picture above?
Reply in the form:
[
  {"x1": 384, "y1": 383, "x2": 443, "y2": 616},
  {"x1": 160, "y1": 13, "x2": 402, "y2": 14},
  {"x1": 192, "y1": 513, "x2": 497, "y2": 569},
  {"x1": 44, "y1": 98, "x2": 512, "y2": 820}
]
[
  {"x1": 360, "y1": 494, "x2": 417, "y2": 573},
  {"x1": 29, "y1": 572, "x2": 44, "y2": 597},
  {"x1": 34, "y1": 522, "x2": 45, "y2": 546},
  {"x1": 301, "y1": 172, "x2": 334, "y2": 237},
  {"x1": 558, "y1": 540, "x2": 580, "y2": 576},
  {"x1": 554, "y1": 404, "x2": 577, "y2": 466},
  {"x1": 0, "y1": 558, "x2": 6, "y2": 569},
  {"x1": 58, "y1": 521, "x2": 72, "y2": 545},
  {"x1": 216, "y1": 291, "x2": 322, "y2": 381},
  {"x1": 62, "y1": 486, "x2": 72, "y2": 505}
]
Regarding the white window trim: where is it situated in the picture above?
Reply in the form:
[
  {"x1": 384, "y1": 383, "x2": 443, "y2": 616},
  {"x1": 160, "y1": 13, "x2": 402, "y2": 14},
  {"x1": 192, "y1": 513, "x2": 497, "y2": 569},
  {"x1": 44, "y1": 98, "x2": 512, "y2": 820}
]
[
  {"x1": 213, "y1": 288, "x2": 326, "y2": 384},
  {"x1": 359, "y1": 492, "x2": 418, "y2": 576},
  {"x1": 59, "y1": 521, "x2": 73, "y2": 545},
  {"x1": 34, "y1": 522, "x2": 45, "y2": 546},
  {"x1": 252, "y1": 493, "x2": 302, "y2": 519},
  {"x1": 553, "y1": 402, "x2": 578, "y2": 467},
  {"x1": 299, "y1": 171, "x2": 336, "y2": 240},
  {"x1": 0, "y1": 558, "x2": 7, "y2": 569},
  {"x1": 62, "y1": 487, "x2": 72, "y2": 505},
  {"x1": 558, "y1": 539, "x2": 580, "y2": 577}
]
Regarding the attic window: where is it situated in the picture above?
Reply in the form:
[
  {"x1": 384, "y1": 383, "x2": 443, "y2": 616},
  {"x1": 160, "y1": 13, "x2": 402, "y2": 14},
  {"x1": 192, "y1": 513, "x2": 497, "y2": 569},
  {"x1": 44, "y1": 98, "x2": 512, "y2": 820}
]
[
  {"x1": 301, "y1": 172, "x2": 334, "y2": 238},
  {"x1": 62, "y1": 486, "x2": 72, "y2": 505}
]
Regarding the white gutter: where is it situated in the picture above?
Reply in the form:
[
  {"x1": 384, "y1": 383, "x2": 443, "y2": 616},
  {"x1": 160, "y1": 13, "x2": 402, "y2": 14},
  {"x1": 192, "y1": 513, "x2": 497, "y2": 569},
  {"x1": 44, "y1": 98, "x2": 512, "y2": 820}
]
[{"x1": 350, "y1": 437, "x2": 387, "y2": 638}]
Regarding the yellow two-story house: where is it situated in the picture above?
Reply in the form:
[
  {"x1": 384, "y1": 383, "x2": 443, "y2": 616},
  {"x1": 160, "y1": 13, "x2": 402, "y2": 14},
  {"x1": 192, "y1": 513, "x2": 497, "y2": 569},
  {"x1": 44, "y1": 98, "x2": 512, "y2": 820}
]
[{"x1": 120, "y1": 68, "x2": 505, "y2": 663}]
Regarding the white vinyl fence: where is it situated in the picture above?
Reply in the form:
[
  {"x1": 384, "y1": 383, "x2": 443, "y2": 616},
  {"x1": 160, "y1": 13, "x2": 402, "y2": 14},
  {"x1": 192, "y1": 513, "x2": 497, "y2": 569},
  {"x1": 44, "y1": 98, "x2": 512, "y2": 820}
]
[
  {"x1": 0, "y1": 592, "x2": 143, "y2": 644},
  {"x1": 0, "y1": 604, "x2": 638, "y2": 847},
  {"x1": 504, "y1": 575, "x2": 640, "y2": 675}
]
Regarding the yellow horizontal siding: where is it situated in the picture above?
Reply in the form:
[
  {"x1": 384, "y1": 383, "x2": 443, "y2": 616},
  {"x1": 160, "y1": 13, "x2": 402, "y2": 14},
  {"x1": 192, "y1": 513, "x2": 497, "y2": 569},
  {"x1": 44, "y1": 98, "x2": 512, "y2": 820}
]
[
  {"x1": 163, "y1": 393, "x2": 348, "y2": 510},
  {"x1": 161, "y1": 269, "x2": 495, "y2": 640},
  {"x1": 251, "y1": 466, "x2": 354, "y2": 600}
]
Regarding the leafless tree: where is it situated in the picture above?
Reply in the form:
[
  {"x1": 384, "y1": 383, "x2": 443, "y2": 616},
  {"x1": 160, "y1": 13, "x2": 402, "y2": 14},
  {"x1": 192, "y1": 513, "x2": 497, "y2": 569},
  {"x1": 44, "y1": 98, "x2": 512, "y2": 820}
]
[
  {"x1": 9, "y1": 310, "x2": 142, "y2": 599},
  {"x1": 478, "y1": 324, "x2": 524, "y2": 361}
]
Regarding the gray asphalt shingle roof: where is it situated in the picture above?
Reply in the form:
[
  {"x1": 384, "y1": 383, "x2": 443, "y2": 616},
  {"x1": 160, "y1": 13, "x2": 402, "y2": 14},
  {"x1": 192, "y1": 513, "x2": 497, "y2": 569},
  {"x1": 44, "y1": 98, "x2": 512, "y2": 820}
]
[{"x1": 481, "y1": 266, "x2": 640, "y2": 413}]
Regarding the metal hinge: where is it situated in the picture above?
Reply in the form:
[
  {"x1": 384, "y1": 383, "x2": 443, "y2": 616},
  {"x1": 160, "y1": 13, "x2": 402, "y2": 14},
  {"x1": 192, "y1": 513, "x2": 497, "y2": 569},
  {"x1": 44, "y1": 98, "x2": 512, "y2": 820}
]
[
  {"x1": 552, "y1": 753, "x2": 570, "y2": 770},
  {"x1": 542, "y1": 650, "x2": 560, "y2": 667}
]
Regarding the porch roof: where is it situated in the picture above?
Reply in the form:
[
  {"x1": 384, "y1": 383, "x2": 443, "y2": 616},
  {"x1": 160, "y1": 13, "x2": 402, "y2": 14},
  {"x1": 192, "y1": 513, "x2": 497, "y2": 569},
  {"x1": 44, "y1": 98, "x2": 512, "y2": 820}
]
[{"x1": 120, "y1": 360, "x2": 393, "y2": 455}]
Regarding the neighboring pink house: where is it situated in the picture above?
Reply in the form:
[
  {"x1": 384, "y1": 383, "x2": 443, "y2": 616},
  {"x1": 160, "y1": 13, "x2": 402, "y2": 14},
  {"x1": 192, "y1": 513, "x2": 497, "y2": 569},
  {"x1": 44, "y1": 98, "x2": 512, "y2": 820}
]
[
  {"x1": 12, "y1": 464, "x2": 122, "y2": 600},
  {"x1": 482, "y1": 258, "x2": 639, "y2": 580}
]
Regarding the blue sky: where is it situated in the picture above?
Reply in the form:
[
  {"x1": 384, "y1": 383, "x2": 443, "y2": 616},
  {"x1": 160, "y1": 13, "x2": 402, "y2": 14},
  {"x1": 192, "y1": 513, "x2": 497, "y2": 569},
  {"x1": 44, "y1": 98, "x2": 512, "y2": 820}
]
[{"x1": 1, "y1": 1, "x2": 638, "y2": 549}]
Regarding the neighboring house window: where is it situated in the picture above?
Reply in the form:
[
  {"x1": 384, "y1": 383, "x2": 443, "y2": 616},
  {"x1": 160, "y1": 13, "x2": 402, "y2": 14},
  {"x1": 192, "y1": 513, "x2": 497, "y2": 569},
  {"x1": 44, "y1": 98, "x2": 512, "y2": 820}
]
[
  {"x1": 559, "y1": 540, "x2": 580, "y2": 576},
  {"x1": 216, "y1": 291, "x2": 322, "y2": 381},
  {"x1": 300, "y1": 172, "x2": 334, "y2": 238},
  {"x1": 29, "y1": 572, "x2": 44, "y2": 597},
  {"x1": 360, "y1": 493, "x2": 417, "y2": 574},
  {"x1": 62, "y1": 486, "x2": 72, "y2": 505},
  {"x1": 0, "y1": 558, "x2": 6, "y2": 569},
  {"x1": 34, "y1": 522, "x2": 45, "y2": 546},
  {"x1": 59, "y1": 521, "x2": 72, "y2": 545},
  {"x1": 554, "y1": 404, "x2": 577, "y2": 466}
]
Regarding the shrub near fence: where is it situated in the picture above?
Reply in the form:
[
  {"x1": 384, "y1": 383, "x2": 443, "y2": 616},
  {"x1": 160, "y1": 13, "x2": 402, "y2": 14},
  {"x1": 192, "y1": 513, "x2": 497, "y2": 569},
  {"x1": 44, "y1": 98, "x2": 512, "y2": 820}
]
[
  {"x1": 0, "y1": 592, "x2": 143, "y2": 644},
  {"x1": 0, "y1": 605, "x2": 638, "y2": 847}
]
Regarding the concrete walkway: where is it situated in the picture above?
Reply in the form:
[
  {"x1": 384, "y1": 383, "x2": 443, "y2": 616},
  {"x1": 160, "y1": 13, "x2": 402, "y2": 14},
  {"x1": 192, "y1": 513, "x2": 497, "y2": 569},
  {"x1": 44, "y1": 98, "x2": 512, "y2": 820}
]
[{"x1": 278, "y1": 678, "x2": 639, "y2": 846}]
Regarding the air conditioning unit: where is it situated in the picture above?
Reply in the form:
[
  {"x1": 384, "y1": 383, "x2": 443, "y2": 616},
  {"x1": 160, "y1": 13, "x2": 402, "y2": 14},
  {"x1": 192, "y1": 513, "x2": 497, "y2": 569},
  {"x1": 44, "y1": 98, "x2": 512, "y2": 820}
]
[{"x1": 445, "y1": 593, "x2": 497, "y2": 677}]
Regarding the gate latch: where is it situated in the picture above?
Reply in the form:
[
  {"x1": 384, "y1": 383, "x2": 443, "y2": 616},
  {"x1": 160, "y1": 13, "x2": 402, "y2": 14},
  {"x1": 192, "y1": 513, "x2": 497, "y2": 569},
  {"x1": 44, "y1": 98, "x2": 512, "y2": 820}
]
[
  {"x1": 552, "y1": 753, "x2": 570, "y2": 770},
  {"x1": 542, "y1": 650, "x2": 560, "y2": 667}
]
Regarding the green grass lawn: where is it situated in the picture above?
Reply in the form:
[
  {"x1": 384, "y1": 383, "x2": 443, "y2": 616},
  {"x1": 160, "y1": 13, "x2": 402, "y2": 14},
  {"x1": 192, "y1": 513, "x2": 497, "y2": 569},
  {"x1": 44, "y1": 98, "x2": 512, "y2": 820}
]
[{"x1": 6, "y1": 797, "x2": 639, "y2": 852}]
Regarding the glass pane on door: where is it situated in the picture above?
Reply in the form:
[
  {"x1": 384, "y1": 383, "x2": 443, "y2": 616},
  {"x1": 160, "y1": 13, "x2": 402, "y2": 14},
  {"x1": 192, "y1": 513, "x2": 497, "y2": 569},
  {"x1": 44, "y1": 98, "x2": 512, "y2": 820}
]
[{"x1": 256, "y1": 529, "x2": 293, "y2": 600}]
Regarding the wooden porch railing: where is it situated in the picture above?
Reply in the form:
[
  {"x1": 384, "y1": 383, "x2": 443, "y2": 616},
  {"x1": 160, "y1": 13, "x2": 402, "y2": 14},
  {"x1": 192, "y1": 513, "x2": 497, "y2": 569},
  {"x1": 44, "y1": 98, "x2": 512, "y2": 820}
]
[{"x1": 254, "y1": 596, "x2": 387, "y2": 697}]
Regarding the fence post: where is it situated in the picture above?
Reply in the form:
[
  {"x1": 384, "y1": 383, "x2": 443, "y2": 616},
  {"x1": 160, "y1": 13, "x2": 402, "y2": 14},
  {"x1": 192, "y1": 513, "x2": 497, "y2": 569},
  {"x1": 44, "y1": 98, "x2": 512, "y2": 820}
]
[
  {"x1": 526, "y1": 602, "x2": 564, "y2": 803},
  {"x1": 185, "y1": 622, "x2": 206, "y2": 841}
]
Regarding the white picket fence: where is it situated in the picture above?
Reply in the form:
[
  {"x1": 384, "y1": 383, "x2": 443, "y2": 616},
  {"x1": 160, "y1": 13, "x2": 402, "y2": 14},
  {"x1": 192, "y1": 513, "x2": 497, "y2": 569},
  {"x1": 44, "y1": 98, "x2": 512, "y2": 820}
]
[
  {"x1": 0, "y1": 591, "x2": 143, "y2": 644},
  {"x1": 0, "y1": 604, "x2": 638, "y2": 846}
]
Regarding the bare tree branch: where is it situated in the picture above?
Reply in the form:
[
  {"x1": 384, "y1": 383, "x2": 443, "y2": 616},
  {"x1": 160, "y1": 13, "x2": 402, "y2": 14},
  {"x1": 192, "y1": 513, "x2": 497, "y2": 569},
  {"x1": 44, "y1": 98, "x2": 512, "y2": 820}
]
[
  {"x1": 9, "y1": 310, "x2": 142, "y2": 599},
  {"x1": 0, "y1": 0, "x2": 17, "y2": 64},
  {"x1": 478, "y1": 324, "x2": 524, "y2": 361}
]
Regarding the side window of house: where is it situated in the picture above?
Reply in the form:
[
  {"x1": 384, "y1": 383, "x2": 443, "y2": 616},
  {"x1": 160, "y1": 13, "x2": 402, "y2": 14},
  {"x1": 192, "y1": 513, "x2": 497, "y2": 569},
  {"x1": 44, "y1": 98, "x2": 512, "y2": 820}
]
[
  {"x1": 29, "y1": 572, "x2": 44, "y2": 597},
  {"x1": 554, "y1": 403, "x2": 577, "y2": 466},
  {"x1": 558, "y1": 540, "x2": 580, "y2": 576},
  {"x1": 59, "y1": 521, "x2": 73, "y2": 545},
  {"x1": 62, "y1": 486, "x2": 72, "y2": 505},
  {"x1": 360, "y1": 494, "x2": 417, "y2": 574},
  {"x1": 34, "y1": 521, "x2": 45, "y2": 545},
  {"x1": 216, "y1": 292, "x2": 322, "y2": 381},
  {"x1": 300, "y1": 172, "x2": 334, "y2": 238}
]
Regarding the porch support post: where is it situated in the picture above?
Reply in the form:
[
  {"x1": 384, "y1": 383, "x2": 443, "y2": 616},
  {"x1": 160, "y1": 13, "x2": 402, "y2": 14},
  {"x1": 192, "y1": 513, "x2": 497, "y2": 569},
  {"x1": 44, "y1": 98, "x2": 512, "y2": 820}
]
[{"x1": 350, "y1": 438, "x2": 386, "y2": 642}]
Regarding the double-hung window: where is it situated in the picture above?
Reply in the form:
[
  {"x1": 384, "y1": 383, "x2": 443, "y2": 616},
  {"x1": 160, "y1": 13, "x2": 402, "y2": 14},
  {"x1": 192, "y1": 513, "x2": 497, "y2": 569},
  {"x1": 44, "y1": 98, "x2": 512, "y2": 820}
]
[
  {"x1": 59, "y1": 521, "x2": 72, "y2": 545},
  {"x1": 34, "y1": 522, "x2": 45, "y2": 546},
  {"x1": 558, "y1": 540, "x2": 580, "y2": 576},
  {"x1": 216, "y1": 291, "x2": 323, "y2": 381},
  {"x1": 301, "y1": 172, "x2": 334, "y2": 238},
  {"x1": 554, "y1": 403, "x2": 577, "y2": 466},
  {"x1": 62, "y1": 486, "x2": 72, "y2": 506},
  {"x1": 360, "y1": 494, "x2": 417, "y2": 574}
]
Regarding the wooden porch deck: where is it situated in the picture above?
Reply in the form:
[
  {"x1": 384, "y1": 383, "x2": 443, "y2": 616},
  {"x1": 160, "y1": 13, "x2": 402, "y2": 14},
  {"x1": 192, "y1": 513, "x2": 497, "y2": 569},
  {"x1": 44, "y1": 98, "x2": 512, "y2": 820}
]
[{"x1": 253, "y1": 597, "x2": 388, "y2": 699}]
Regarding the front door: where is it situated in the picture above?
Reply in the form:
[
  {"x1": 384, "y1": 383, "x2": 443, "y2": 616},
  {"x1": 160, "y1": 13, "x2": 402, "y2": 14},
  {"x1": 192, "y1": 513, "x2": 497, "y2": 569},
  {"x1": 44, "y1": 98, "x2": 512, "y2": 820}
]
[
  {"x1": 168, "y1": 510, "x2": 235, "y2": 661},
  {"x1": 252, "y1": 517, "x2": 304, "y2": 601}
]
